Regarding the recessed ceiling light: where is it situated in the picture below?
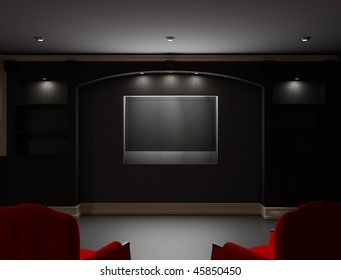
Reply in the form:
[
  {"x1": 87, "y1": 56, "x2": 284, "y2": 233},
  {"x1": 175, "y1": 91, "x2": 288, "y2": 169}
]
[
  {"x1": 34, "y1": 36, "x2": 45, "y2": 42},
  {"x1": 165, "y1": 36, "x2": 176, "y2": 42},
  {"x1": 300, "y1": 36, "x2": 312, "y2": 42}
]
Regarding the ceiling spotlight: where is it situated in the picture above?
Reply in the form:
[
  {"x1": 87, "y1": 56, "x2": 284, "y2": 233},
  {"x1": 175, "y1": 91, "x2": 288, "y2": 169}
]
[
  {"x1": 300, "y1": 36, "x2": 312, "y2": 42},
  {"x1": 34, "y1": 36, "x2": 46, "y2": 42},
  {"x1": 165, "y1": 36, "x2": 176, "y2": 42}
]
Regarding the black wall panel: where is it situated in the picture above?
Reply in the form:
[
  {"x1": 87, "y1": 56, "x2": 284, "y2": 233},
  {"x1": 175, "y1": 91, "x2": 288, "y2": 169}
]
[
  {"x1": 78, "y1": 73, "x2": 262, "y2": 203},
  {"x1": 4, "y1": 60, "x2": 339, "y2": 206}
]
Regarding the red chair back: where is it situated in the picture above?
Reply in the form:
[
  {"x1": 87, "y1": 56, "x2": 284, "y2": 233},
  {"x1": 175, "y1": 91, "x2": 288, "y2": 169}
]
[
  {"x1": 0, "y1": 204, "x2": 80, "y2": 259},
  {"x1": 274, "y1": 201, "x2": 341, "y2": 259}
]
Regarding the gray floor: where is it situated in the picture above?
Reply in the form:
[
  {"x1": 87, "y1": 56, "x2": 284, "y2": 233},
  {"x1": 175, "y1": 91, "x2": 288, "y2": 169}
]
[{"x1": 78, "y1": 215, "x2": 277, "y2": 260}]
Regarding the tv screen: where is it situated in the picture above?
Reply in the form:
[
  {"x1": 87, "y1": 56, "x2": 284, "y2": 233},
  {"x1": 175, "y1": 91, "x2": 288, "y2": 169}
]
[{"x1": 123, "y1": 96, "x2": 218, "y2": 164}]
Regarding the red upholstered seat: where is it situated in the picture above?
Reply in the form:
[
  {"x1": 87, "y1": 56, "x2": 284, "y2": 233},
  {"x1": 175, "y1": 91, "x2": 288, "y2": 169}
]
[
  {"x1": 212, "y1": 201, "x2": 341, "y2": 260},
  {"x1": 80, "y1": 241, "x2": 131, "y2": 260},
  {"x1": 0, "y1": 204, "x2": 131, "y2": 260}
]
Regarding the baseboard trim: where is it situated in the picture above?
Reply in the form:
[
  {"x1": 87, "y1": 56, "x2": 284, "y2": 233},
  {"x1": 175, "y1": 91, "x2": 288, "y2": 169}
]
[
  {"x1": 50, "y1": 204, "x2": 82, "y2": 218},
  {"x1": 80, "y1": 203, "x2": 262, "y2": 215},
  {"x1": 51, "y1": 203, "x2": 296, "y2": 219},
  {"x1": 260, "y1": 205, "x2": 296, "y2": 219}
]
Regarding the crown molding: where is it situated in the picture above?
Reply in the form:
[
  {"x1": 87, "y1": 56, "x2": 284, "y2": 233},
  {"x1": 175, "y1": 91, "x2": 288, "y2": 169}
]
[{"x1": 0, "y1": 54, "x2": 339, "y2": 62}]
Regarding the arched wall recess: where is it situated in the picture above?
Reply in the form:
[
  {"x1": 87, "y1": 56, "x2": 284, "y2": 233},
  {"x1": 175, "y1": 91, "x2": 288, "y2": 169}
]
[{"x1": 77, "y1": 71, "x2": 264, "y2": 203}]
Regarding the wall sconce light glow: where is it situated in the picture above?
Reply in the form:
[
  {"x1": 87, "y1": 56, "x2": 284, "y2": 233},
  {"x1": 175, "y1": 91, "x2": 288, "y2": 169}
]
[
  {"x1": 165, "y1": 36, "x2": 176, "y2": 42},
  {"x1": 288, "y1": 81, "x2": 301, "y2": 92},
  {"x1": 34, "y1": 36, "x2": 46, "y2": 42},
  {"x1": 42, "y1": 77, "x2": 47, "y2": 81},
  {"x1": 300, "y1": 36, "x2": 312, "y2": 42},
  {"x1": 194, "y1": 72, "x2": 199, "y2": 75},
  {"x1": 295, "y1": 77, "x2": 300, "y2": 81}
]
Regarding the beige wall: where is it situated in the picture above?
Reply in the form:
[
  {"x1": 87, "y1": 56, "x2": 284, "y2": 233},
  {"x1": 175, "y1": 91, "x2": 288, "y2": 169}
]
[{"x1": 0, "y1": 60, "x2": 7, "y2": 156}]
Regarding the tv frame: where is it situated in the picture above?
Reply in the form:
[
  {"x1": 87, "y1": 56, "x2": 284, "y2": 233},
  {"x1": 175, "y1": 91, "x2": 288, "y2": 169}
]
[{"x1": 123, "y1": 95, "x2": 218, "y2": 165}]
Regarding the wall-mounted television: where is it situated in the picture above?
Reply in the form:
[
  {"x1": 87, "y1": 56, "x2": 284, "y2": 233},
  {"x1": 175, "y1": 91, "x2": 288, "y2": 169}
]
[{"x1": 123, "y1": 96, "x2": 218, "y2": 164}]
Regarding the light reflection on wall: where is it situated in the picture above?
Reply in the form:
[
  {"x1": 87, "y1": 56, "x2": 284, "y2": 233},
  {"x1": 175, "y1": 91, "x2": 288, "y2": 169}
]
[
  {"x1": 23, "y1": 80, "x2": 68, "y2": 104},
  {"x1": 187, "y1": 75, "x2": 203, "y2": 89},
  {"x1": 162, "y1": 74, "x2": 180, "y2": 90},
  {"x1": 273, "y1": 80, "x2": 325, "y2": 104},
  {"x1": 286, "y1": 81, "x2": 306, "y2": 102},
  {"x1": 38, "y1": 81, "x2": 56, "y2": 99},
  {"x1": 135, "y1": 75, "x2": 152, "y2": 90},
  {"x1": 131, "y1": 72, "x2": 208, "y2": 96}
]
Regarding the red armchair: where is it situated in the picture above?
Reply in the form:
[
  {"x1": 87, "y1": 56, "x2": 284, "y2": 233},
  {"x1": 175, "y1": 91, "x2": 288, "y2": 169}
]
[
  {"x1": 212, "y1": 201, "x2": 341, "y2": 260},
  {"x1": 0, "y1": 204, "x2": 131, "y2": 260}
]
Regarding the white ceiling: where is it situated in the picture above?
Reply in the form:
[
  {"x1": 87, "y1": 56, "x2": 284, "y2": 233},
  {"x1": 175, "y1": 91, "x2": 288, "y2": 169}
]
[{"x1": 1, "y1": 0, "x2": 341, "y2": 54}]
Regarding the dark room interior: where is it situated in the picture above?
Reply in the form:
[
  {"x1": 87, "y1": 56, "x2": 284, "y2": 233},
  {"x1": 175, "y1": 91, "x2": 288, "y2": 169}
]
[{"x1": 0, "y1": 0, "x2": 341, "y2": 260}]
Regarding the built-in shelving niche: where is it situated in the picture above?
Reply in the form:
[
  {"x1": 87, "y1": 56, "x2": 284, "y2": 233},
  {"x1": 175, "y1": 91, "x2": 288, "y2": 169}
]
[
  {"x1": 14, "y1": 80, "x2": 69, "y2": 157},
  {"x1": 268, "y1": 79, "x2": 329, "y2": 206},
  {"x1": 271, "y1": 80, "x2": 326, "y2": 160}
]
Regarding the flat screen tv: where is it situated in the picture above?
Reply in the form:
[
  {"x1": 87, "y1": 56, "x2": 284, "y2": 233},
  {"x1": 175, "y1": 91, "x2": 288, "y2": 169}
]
[{"x1": 123, "y1": 96, "x2": 218, "y2": 164}]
